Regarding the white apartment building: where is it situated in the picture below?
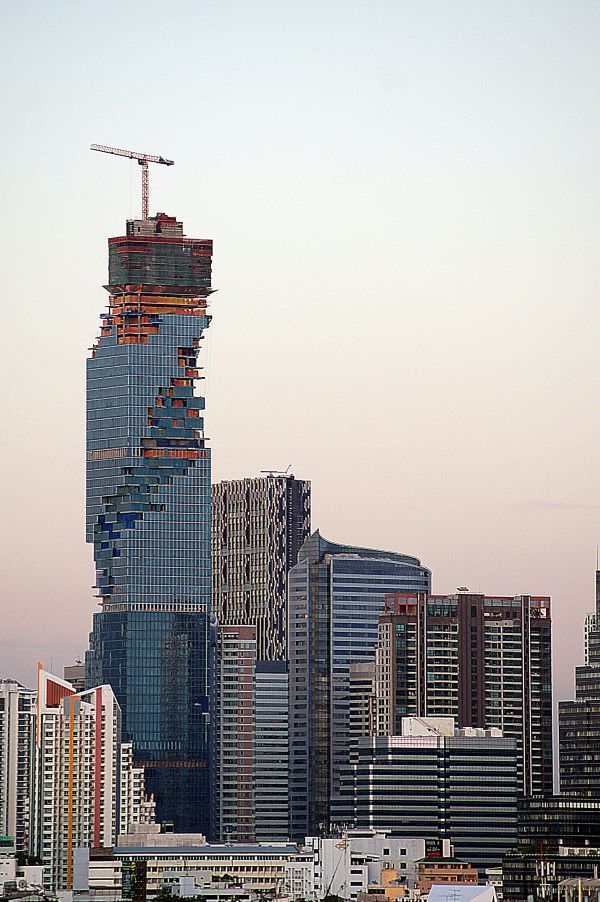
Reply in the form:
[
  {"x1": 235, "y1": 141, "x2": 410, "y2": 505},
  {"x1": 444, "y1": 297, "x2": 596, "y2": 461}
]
[
  {"x1": 30, "y1": 669, "x2": 153, "y2": 893},
  {"x1": 0, "y1": 680, "x2": 37, "y2": 853},
  {"x1": 119, "y1": 743, "x2": 155, "y2": 836}
]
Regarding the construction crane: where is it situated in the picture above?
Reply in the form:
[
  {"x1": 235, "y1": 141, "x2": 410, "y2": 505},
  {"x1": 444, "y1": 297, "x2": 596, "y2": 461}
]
[{"x1": 90, "y1": 143, "x2": 174, "y2": 220}]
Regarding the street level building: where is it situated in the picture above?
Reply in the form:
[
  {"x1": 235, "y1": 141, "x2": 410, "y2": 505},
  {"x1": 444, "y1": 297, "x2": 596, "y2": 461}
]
[
  {"x1": 212, "y1": 475, "x2": 310, "y2": 661},
  {"x1": 288, "y1": 531, "x2": 431, "y2": 839},
  {"x1": 376, "y1": 592, "x2": 553, "y2": 795},
  {"x1": 86, "y1": 212, "x2": 214, "y2": 831},
  {"x1": 113, "y1": 840, "x2": 311, "y2": 895},
  {"x1": 306, "y1": 832, "x2": 429, "y2": 898},
  {"x1": 338, "y1": 717, "x2": 518, "y2": 873},
  {"x1": 416, "y1": 857, "x2": 478, "y2": 894}
]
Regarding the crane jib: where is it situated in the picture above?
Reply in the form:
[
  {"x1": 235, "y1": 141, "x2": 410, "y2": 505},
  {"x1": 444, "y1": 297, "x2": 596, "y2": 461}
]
[{"x1": 90, "y1": 143, "x2": 175, "y2": 220}]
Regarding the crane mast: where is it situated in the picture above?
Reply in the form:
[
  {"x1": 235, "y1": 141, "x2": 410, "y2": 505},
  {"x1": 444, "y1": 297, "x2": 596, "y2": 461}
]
[{"x1": 90, "y1": 143, "x2": 174, "y2": 220}]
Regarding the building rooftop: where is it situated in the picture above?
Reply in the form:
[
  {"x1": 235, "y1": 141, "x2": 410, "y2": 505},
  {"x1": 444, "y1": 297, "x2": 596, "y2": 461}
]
[
  {"x1": 427, "y1": 886, "x2": 496, "y2": 902},
  {"x1": 114, "y1": 844, "x2": 301, "y2": 857}
]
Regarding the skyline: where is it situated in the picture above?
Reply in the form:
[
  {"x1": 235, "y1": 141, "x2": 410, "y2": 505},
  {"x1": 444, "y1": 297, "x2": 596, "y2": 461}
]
[{"x1": 2, "y1": 0, "x2": 600, "y2": 710}]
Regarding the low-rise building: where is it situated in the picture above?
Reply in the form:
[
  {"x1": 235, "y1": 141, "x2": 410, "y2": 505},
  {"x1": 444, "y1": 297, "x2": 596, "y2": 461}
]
[
  {"x1": 162, "y1": 873, "x2": 253, "y2": 901},
  {"x1": 306, "y1": 832, "x2": 427, "y2": 897},
  {"x1": 357, "y1": 867, "x2": 410, "y2": 902},
  {"x1": 113, "y1": 843, "x2": 309, "y2": 896},
  {"x1": 428, "y1": 887, "x2": 497, "y2": 902},
  {"x1": 416, "y1": 857, "x2": 478, "y2": 894}
]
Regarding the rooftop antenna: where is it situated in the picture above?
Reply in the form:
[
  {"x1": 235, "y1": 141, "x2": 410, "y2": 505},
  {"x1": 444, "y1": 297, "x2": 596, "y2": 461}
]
[{"x1": 90, "y1": 143, "x2": 174, "y2": 220}]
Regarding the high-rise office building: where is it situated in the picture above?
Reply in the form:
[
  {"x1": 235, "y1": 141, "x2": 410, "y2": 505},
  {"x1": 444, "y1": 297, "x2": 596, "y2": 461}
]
[
  {"x1": 348, "y1": 662, "x2": 377, "y2": 752},
  {"x1": 288, "y1": 531, "x2": 431, "y2": 839},
  {"x1": 375, "y1": 592, "x2": 553, "y2": 795},
  {"x1": 212, "y1": 475, "x2": 311, "y2": 660},
  {"x1": 338, "y1": 717, "x2": 518, "y2": 874},
  {"x1": 0, "y1": 680, "x2": 36, "y2": 854},
  {"x1": 559, "y1": 570, "x2": 600, "y2": 793},
  {"x1": 211, "y1": 628, "x2": 290, "y2": 842},
  {"x1": 254, "y1": 661, "x2": 289, "y2": 842},
  {"x1": 85, "y1": 213, "x2": 213, "y2": 831},
  {"x1": 211, "y1": 625, "x2": 257, "y2": 842}
]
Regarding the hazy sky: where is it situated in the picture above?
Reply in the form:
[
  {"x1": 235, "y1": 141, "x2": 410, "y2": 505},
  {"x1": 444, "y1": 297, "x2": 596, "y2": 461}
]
[{"x1": 1, "y1": 1, "x2": 600, "y2": 711}]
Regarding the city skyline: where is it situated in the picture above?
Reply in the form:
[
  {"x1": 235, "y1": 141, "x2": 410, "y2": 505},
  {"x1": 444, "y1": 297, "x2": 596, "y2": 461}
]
[{"x1": 2, "y1": 0, "x2": 600, "y2": 714}]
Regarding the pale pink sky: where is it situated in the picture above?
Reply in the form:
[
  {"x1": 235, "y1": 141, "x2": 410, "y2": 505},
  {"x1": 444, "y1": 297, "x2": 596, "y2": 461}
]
[{"x1": 1, "y1": 1, "x2": 600, "y2": 717}]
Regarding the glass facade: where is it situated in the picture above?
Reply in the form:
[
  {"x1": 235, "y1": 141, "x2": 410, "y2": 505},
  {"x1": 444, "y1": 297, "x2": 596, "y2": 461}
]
[
  {"x1": 288, "y1": 531, "x2": 431, "y2": 839},
  {"x1": 85, "y1": 214, "x2": 213, "y2": 831}
]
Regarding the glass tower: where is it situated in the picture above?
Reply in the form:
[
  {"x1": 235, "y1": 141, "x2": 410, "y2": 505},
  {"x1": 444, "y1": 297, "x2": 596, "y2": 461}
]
[
  {"x1": 288, "y1": 530, "x2": 431, "y2": 839},
  {"x1": 85, "y1": 213, "x2": 213, "y2": 831}
]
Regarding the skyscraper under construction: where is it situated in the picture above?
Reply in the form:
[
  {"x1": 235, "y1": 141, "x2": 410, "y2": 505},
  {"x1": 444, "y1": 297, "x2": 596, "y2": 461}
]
[{"x1": 86, "y1": 212, "x2": 213, "y2": 831}]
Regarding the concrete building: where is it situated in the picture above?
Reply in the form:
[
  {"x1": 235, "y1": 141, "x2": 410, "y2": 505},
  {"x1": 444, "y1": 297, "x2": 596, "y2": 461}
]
[
  {"x1": 416, "y1": 857, "x2": 478, "y2": 894},
  {"x1": 119, "y1": 742, "x2": 156, "y2": 837},
  {"x1": 212, "y1": 475, "x2": 311, "y2": 661},
  {"x1": 30, "y1": 669, "x2": 153, "y2": 892},
  {"x1": 288, "y1": 532, "x2": 431, "y2": 838},
  {"x1": 306, "y1": 832, "x2": 429, "y2": 898},
  {"x1": 111, "y1": 840, "x2": 311, "y2": 895},
  {"x1": 75, "y1": 831, "x2": 428, "y2": 902},
  {"x1": 211, "y1": 629, "x2": 289, "y2": 842},
  {"x1": 357, "y1": 867, "x2": 411, "y2": 902},
  {"x1": 349, "y1": 663, "x2": 377, "y2": 755},
  {"x1": 375, "y1": 592, "x2": 553, "y2": 795},
  {"x1": 254, "y1": 661, "x2": 289, "y2": 842},
  {"x1": 211, "y1": 625, "x2": 257, "y2": 842},
  {"x1": 338, "y1": 717, "x2": 518, "y2": 874},
  {"x1": 0, "y1": 680, "x2": 36, "y2": 854}
]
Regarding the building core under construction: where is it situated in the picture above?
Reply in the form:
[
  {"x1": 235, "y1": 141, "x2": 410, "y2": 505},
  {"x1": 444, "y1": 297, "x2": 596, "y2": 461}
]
[{"x1": 86, "y1": 212, "x2": 213, "y2": 832}]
